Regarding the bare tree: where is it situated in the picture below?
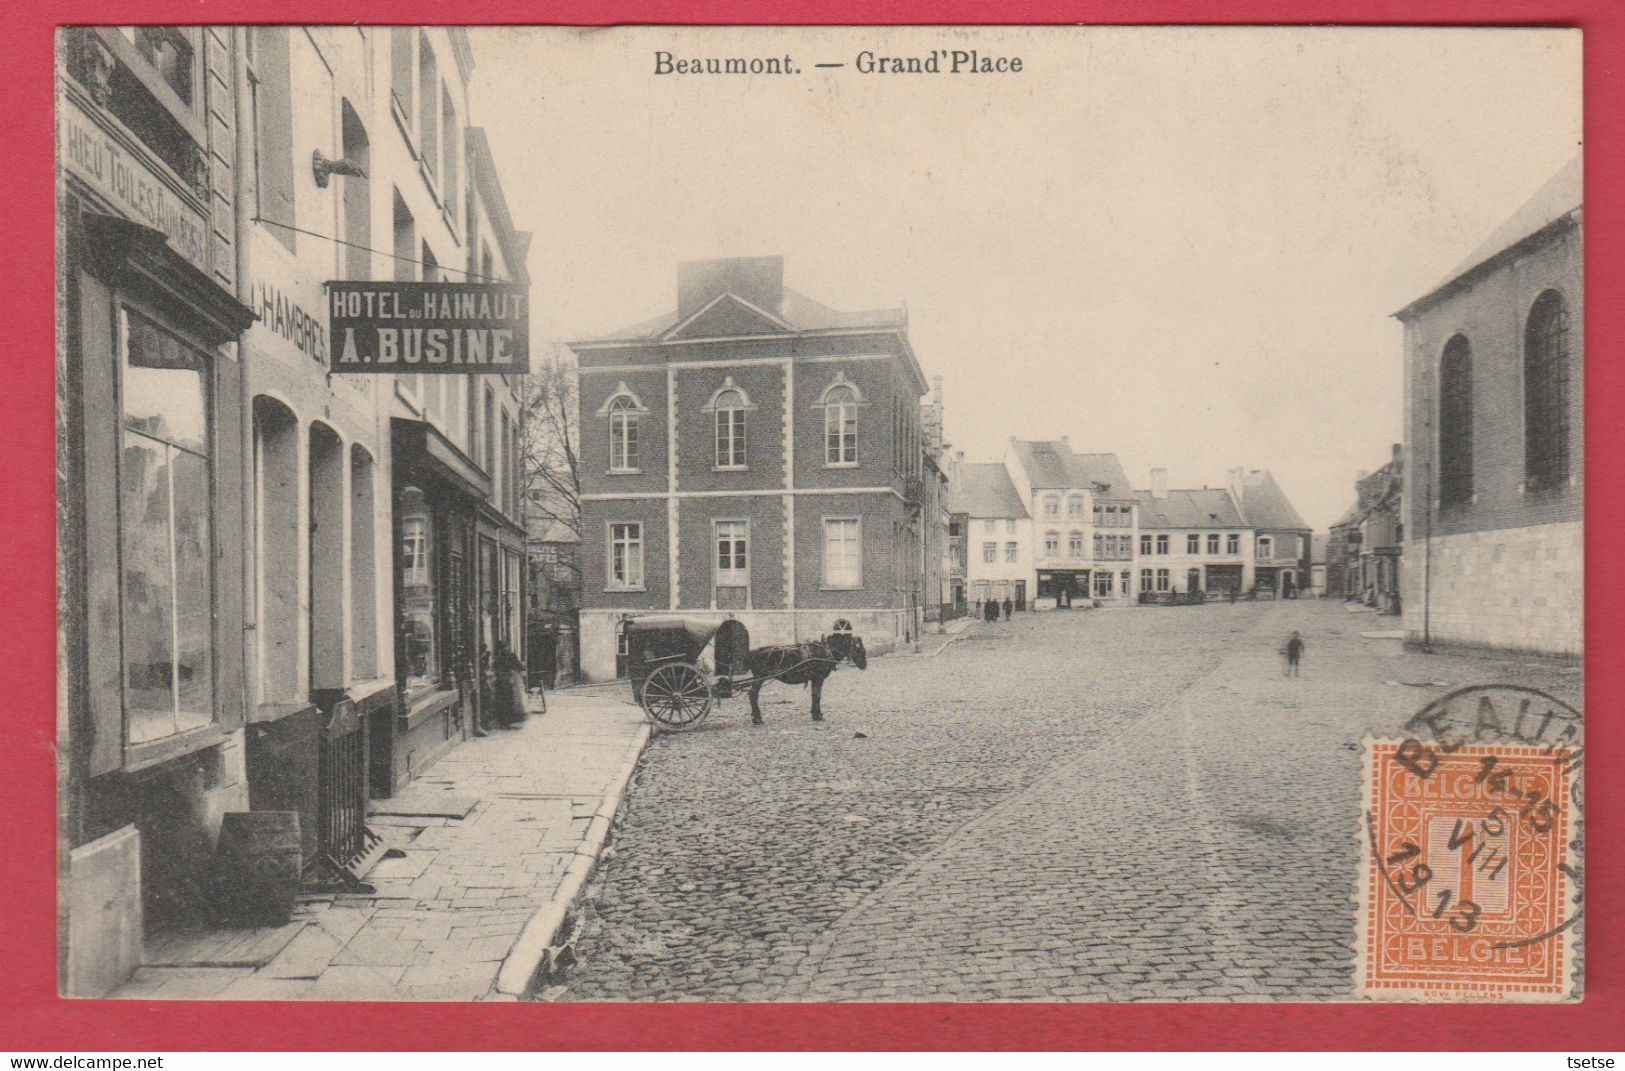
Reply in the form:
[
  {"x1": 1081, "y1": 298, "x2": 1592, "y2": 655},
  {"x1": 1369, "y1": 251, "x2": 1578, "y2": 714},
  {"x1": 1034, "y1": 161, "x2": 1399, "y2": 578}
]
[{"x1": 520, "y1": 345, "x2": 582, "y2": 572}]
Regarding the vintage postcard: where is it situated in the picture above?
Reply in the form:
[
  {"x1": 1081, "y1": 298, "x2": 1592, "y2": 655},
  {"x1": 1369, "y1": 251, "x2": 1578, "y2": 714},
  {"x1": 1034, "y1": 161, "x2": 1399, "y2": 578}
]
[{"x1": 55, "y1": 24, "x2": 1582, "y2": 1002}]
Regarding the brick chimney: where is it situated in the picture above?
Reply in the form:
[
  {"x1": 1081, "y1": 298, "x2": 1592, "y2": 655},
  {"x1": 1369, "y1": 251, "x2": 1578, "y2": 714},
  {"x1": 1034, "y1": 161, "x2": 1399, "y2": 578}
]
[{"x1": 1151, "y1": 468, "x2": 1168, "y2": 499}]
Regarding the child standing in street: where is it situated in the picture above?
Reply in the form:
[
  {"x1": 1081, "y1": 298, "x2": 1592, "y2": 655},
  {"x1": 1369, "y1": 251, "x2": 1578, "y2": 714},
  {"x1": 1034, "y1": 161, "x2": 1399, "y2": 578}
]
[{"x1": 1282, "y1": 631, "x2": 1304, "y2": 677}]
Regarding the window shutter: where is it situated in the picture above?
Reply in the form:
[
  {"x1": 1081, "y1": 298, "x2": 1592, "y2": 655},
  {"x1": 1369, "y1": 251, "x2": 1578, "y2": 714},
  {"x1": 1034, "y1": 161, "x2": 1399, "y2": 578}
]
[
  {"x1": 78, "y1": 273, "x2": 124, "y2": 777},
  {"x1": 213, "y1": 349, "x2": 246, "y2": 731},
  {"x1": 253, "y1": 27, "x2": 296, "y2": 253}
]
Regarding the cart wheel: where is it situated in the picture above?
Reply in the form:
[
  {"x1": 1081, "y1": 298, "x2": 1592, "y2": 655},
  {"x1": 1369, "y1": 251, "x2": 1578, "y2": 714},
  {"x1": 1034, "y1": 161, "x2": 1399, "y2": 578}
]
[{"x1": 640, "y1": 662, "x2": 712, "y2": 730}]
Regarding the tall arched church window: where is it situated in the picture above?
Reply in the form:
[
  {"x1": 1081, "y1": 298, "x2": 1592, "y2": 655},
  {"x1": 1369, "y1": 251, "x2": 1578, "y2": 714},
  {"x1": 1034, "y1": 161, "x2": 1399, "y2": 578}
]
[
  {"x1": 1439, "y1": 335, "x2": 1474, "y2": 508},
  {"x1": 1524, "y1": 290, "x2": 1571, "y2": 490}
]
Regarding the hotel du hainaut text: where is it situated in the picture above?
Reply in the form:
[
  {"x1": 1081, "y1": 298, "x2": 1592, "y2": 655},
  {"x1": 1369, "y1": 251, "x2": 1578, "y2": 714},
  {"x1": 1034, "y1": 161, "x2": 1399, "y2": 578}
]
[{"x1": 328, "y1": 281, "x2": 530, "y2": 374}]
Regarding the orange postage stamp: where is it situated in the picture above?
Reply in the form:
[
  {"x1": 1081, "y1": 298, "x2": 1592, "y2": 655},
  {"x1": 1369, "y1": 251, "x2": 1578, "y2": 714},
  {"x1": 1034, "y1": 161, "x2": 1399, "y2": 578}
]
[{"x1": 1358, "y1": 732, "x2": 1580, "y2": 1002}]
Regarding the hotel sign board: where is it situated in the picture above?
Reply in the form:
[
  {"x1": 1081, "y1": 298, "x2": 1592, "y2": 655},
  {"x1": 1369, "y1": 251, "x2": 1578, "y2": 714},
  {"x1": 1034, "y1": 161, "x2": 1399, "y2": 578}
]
[{"x1": 327, "y1": 281, "x2": 529, "y2": 374}]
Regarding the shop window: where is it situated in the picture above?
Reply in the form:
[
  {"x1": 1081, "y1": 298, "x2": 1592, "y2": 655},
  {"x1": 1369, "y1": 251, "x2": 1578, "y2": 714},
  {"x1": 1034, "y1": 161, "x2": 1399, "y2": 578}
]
[
  {"x1": 251, "y1": 26, "x2": 296, "y2": 253},
  {"x1": 1094, "y1": 572, "x2": 1113, "y2": 597},
  {"x1": 252, "y1": 396, "x2": 299, "y2": 705},
  {"x1": 1524, "y1": 290, "x2": 1571, "y2": 490},
  {"x1": 118, "y1": 309, "x2": 213, "y2": 744},
  {"x1": 715, "y1": 521, "x2": 748, "y2": 587},
  {"x1": 398, "y1": 487, "x2": 438, "y2": 694},
  {"x1": 714, "y1": 389, "x2": 748, "y2": 469},
  {"x1": 823, "y1": 518, "x2": 862, "y2": 588},
  {"x1": 824, "y1": 385, "x2": 858, "y2": 465},
  {"x1": 1439, "y1": 335, "x2": 1474, "y2": 508},
  {"x1": 505, "y1": 548, "x2": 523, "y2": 650},
  {"x1": 350, "y1": 445, "x2": 378, "y2": 680},
  {"x1": 609, "y1": 523, "x2": 644, "y2": 589}
]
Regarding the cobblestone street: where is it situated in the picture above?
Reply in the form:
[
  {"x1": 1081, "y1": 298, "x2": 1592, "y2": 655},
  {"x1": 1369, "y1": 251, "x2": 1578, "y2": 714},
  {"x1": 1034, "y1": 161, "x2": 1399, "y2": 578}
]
[{"x1": 554, "y1": 601, "x2": 1581, "y2": 1001}]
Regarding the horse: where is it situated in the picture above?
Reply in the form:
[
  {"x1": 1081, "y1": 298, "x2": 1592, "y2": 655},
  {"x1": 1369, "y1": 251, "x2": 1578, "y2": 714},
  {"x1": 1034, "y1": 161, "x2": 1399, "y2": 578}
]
[{"x1": 744, "y1": 625, "x2": 867, "y2": 724}]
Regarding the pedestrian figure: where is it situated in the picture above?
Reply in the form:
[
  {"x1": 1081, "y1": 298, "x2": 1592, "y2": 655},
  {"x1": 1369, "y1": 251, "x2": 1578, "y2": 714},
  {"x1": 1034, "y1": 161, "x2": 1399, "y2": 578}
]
[
  {"x1": 493, "y1": 642, "x2": 528, "y2": 727},
  {"x1": 1002, "y1": 597, "x2": 1013, "y2": 621},
  {"x1": 1282, "y1": 631, "x2": 1304, "y2": 677}
]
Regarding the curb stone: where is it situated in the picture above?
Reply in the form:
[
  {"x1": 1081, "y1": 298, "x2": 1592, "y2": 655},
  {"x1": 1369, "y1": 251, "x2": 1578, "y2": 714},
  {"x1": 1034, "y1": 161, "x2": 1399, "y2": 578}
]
[{"x1": 493, "y1": 719, "x2": 651, "y2": 997}]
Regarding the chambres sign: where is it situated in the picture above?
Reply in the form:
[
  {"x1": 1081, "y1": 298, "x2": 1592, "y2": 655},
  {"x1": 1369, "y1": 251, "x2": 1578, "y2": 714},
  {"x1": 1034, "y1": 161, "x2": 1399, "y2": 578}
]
[{"x1": 327, "y1": 281, "x2": 530, "y2": 374}]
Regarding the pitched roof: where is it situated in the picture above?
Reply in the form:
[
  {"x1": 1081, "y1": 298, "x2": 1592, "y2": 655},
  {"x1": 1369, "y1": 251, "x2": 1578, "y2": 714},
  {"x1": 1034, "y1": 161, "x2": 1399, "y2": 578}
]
[
  {"x1": 588, "y1": 286, "x2": 906, "y2": 343},
  {"x1": 1235, "y1": 469, "x2": 1310, "y2": 531},
  {"x1": 1009, "y1": 439, "x2": 1134, "y2": 499},
  {"x1": 1400, "y1": 155, "x2": 1582, "y2": 318},
  {"x1": 947, "y1": 463, "x2": 1028, "y2": 519},
  {"x1": 1133, "y1": 488, "x2": 1245, "y2": 529}
]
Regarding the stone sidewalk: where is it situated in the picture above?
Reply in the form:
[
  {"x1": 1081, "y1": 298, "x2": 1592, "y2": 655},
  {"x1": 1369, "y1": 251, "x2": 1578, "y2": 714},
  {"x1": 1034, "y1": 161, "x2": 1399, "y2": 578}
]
[{"x1": 115, "y1": 691, "x2": 648, "y2": 1001}]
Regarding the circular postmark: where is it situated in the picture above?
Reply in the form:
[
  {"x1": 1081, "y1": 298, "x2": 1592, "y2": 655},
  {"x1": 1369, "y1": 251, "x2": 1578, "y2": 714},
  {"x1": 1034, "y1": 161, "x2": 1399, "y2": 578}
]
[{"x1": 1358, "y1": 684, "x2": 1583, "y2": 999}]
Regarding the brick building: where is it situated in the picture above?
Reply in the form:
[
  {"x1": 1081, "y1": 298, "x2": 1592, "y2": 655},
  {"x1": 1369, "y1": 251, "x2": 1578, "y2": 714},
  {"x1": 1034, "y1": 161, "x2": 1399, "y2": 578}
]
[
  {"x1": 1398, "y1": 156, "x2": 1582, "y2": 657},
  {"x1": 570, "y1": 257, "x2": 933, "y2": 681}
]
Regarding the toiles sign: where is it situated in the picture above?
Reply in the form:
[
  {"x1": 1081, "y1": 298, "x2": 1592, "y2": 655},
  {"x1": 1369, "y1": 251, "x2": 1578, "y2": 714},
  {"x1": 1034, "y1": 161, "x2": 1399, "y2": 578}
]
[{"x1": 327, "y1": 282, "x2": 529, "y2": 374}]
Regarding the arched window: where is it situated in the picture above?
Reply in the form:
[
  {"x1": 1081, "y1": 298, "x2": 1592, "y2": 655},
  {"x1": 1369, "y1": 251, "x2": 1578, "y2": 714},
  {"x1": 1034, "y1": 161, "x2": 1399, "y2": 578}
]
[
  {"x1": 1524, "y1": 290, "x2": 1571, "y2": 490},
  {"x1": 714, "y1": 388, "x2": 747, "y2": 468},
  {"x1": 608, "y1": 394, "x2": 639, "y2": 471},
  {"x1": 1439, "y1": 335, "x2": 1474, "y2": 508},
  {"x1": 825, "y1": 385, "x2": 857, "y2": 465}
]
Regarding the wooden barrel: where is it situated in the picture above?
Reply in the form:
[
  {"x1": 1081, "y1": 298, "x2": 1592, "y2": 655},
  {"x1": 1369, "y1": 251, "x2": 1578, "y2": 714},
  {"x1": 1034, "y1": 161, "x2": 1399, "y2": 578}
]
[{"x1": 215, "y1": 811, "x2": 302, "y2": 926}]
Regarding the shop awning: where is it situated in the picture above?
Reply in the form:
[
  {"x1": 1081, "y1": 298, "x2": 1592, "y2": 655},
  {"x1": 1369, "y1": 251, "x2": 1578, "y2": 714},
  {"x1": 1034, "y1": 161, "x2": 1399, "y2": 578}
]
[{"x1": 392, "y1": 418, "x2": 492, "y2": 501}]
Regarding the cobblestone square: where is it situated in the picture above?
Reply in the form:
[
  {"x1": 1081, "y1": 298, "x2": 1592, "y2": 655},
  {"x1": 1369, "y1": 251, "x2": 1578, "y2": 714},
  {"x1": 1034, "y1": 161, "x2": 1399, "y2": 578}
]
[{"x1": 555, "y1": 601, "x2": 1581, "y2": 1001}]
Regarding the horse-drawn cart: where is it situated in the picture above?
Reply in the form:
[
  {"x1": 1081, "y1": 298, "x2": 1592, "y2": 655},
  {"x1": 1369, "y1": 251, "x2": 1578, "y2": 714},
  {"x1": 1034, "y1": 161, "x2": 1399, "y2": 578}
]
[
  {"x1": 620, "y1": 616, "x2": 866, "y2": 730},
  {"x1": 622, "y1": 616, "x2": 751, "y2": 730}
]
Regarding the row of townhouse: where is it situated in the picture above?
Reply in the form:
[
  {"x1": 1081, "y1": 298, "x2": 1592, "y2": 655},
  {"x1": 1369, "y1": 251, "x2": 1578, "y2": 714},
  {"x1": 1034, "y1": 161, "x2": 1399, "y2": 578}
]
[
  {"x1": 950, "y1": 439, "x2": 1312, "y2": 609},
  {"x1": 1326, "y1": 444, "x2": 1405, "y2": 611},
  {"x1": 1395, "y1": 156, "x2": 1582, "y2": 657},
  {"x1": 570, "y1": 257, "x2": 949, "y2": 682},
  {"x1": 57, "y1": 26, "x2": 530, "y2": 994}
]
